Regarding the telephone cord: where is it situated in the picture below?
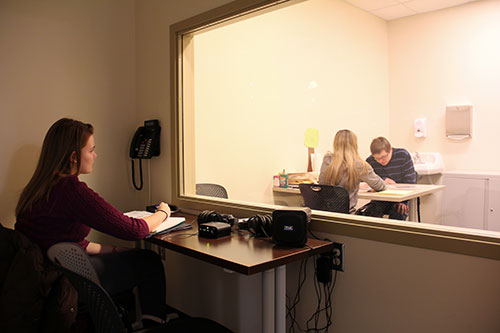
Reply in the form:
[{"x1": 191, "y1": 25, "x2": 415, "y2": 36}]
[{"x1": 131, "y1": 159, "x2": 144, "y2": 191}]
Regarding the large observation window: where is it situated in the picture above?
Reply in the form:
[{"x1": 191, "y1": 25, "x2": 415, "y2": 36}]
[{"x1": 170, "y1": 0, "x2": 500, "y2": 260}]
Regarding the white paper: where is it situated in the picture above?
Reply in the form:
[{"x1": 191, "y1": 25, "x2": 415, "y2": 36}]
[
  {"x1": 124, "y1": 211, "x2": 186, "y2": 233},
  {"x1": 152, "y1": 217, "x2": 186, "y2": 233},
  {"x1": 124, "y1": 210, "x2": 153, "y2": 218}
]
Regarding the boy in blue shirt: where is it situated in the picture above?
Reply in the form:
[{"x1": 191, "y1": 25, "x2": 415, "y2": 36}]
[{"x1": 363, "y1": 137, "x2": 416, "y2": 220}]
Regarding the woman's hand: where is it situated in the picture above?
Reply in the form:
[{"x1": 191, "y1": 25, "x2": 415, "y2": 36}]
[
  {"x1": 143, "y1": 201, "x2": 171, "y2": 232},
  {"x1": 156, "y1": 202, "x2": 171, "y2": 219}
]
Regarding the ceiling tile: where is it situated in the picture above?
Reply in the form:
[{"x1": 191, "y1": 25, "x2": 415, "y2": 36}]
[
  {"x1": 343, "y1": 0, "x2": 480, "y2": 20},
  {"x1": 344, "y1": 0, "x2": 401, "y2": 12},
  {"x1": 404, "y1": 0, "x2": 473, "y2": 13},
  {"x1": 372, "y1": 4, "x2": 417, "y2": 20}
]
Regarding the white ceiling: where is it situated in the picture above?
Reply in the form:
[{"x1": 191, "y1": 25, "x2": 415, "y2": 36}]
[{"x1": 344, "y1": 0, "x2": 480, "y2": 20}]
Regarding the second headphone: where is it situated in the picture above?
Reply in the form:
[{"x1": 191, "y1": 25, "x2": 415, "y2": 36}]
[{"x1": 237, "y1": 214, "x2": 273, "y2": 237}]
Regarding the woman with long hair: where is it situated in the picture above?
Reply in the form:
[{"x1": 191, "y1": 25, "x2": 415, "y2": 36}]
[
  {"x1": 318, "y1": 129, "x2": 386, "y2": 212},
  {"x1": 15, "y1": 118, "x2": 171, "y2": 322}
]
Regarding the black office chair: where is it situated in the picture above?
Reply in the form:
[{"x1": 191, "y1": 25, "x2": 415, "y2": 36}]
[
  {"x1": 196, "y1": 183, "x2": 228, "y2": 199},
  {"x1": 55, "y1": 264, "x2": 128, "y2": 333},
  {"x1": 47, "y1": 242, "x2": 160, "y2": 332},
  {"x1": 299, "y1": 184, "x2": 350, "y2": 214},
  {"x1": 47, "y1": 243, "x2": 233, "y2": 333}
]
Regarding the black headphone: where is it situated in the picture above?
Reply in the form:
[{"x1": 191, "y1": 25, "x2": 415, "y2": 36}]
[
  {"x1": 238, "y1": 214, "x2": 273, "y2": 238},
  {"x1": 197, "y1": 210, "x2": 237, "y2": 226}
]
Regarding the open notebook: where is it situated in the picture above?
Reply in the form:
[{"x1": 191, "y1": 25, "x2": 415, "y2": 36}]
[{"x1": 124, "y1": 211, "x2": 187, "y2": 237}]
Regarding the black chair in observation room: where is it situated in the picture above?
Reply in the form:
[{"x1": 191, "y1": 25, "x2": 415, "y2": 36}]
[
  {"x1": 299, "y1": 184, "x2": 350, "y2": 214},
  {"x1": 196, "y1": 183, "x2": 228, "y2": 199}
]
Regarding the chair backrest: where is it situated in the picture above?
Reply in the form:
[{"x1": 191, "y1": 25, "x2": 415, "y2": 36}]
[
  {"x1": 196, "y1": 183, "x2": 228, "y2": 199},
  {"x1": 47, "y1": 243, "x2": 127, "y2": 333},
  {"x1": 56, "y1": 265, "x2": 127, "y2": 333},
  {"x1": 47, "y1": 242, "x2": 101, "y2": 286},
  {"x1": 299, "y1": 184, "x2": 350, "y2": 214}
]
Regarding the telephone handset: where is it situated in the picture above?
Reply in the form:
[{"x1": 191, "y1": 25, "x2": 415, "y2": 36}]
[
  {"x1": 130, "y1": 120, "x2": 160, "y2": 191},
  {"x1": 130, "y1": 119, "x2": 161, "y2": 159}
]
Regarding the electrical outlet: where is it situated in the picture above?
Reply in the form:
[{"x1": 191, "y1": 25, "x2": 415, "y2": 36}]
[{"x1": 332, "y1": 242, "x2": 344, "y2": 272}]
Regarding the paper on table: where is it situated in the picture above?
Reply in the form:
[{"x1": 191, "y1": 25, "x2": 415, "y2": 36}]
[
  {"x1": 124, "y1": 211, "x2": 186, "y2": 234},
  {"x1": 378, "y1": 189, "x2": 414, "y2": 196},
  {"x1": 360, "y1": 183, "x2": 417, "y2": 192},
  {"x1": 124, "y1": 210, "x2": 153, "y2": 218},
  {"x1": 388, "y1": 184, "x2": 417, "y2": 189},
  {"x1": 152, "y1": 217, "x2": 186, "y2": 233}
]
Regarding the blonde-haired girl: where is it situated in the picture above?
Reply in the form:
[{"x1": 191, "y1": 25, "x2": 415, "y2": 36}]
[{"x1": 319, "y1": 129, "x2": 386, "y2": 212}]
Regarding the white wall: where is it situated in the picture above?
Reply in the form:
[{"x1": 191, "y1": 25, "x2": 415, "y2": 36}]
[
  {"x1": 0, "y1": 0, "x2": 140, "y2": 246},
  {"x1": 192, "y1": 0, "x2": 389, "y2": 204},
  {"x1": 388, "y1": 0, "x2": 500, "y2": 172},
  {"x1": 387, "y1": 0, "x2": 500, "y2": 224}
]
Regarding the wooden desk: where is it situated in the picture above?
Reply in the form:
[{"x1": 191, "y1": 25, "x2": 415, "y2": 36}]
[
  {"x1": 273, "y1": 184, "x2": 445, "y2": 221},
  {"x1": 147, "y1": 213, "x2": 333, "y2": 333}
]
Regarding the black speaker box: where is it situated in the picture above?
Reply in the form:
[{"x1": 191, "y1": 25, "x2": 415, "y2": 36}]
[{"x1": 272, "y1": 207, "x2": 311, "y2": 247}]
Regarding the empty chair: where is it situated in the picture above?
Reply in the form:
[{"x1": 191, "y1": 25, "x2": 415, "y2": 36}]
[
  {"x1": 196, "y1": 183, "x2": 228, "y2": 199},
  {"x1": 299, "y1": 184, "x2": 350, "y2": 214}
]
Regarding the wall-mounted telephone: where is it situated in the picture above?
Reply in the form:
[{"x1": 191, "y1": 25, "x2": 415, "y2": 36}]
[
  {"x1": 130, "y1": 119, "x2": 161, "y2": 159},
  {"x1": 130, "y1": 120, "x2": 161, "y2": 190}
]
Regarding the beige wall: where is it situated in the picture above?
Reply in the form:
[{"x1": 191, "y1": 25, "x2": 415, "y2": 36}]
[
  {"x1": 388, "y1": 0, "x2": 500, "y2": 172},
  {"x1": 0, "y1": 0, "x2": 140, "y2": 246},
  {"x1": 192, "y1": 0, "x2": 389, "y2": 204},
  {"x1": 288, "y1": 232, "x2": 500, "y2": 333},
  {"x1": 135, "y1": 0, "x2": 236, "y2": 206}
]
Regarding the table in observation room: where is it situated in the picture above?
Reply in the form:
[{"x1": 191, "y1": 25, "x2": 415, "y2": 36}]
[
  {"x1": 273, "y1": 183, "x2": 445, "y2": 222},
  {"x1": 146, "y1": 213, "x2": 333, "y2": 333}
]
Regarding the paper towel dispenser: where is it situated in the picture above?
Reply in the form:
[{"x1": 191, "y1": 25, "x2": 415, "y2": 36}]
[{"x1": 446, "y1": 105, "x2": 472, "y2": 140}]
